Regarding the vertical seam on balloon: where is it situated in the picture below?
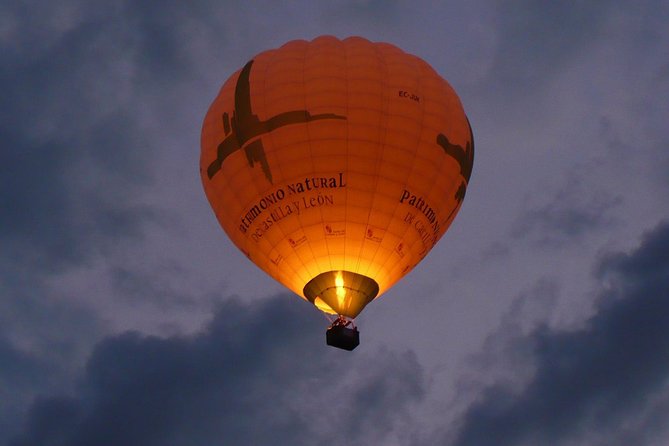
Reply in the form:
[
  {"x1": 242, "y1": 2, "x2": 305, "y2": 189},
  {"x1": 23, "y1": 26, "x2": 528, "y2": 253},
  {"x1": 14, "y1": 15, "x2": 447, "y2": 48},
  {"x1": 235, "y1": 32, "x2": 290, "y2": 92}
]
[
  {"x1": 378, "y1": 54, "x2": 430, "y2": 287},
  {"x1": 393, "y1": 58, "x2": 437, "y2": 287},
  {"x1": 260, "y1": 49, "x2": 303, "y2": 294},
  {"x1": 259, "y1": 51, "x2": 286, "y2": 283},
  {"x1": 309, "y1": 40, "x2": 336, "y2": 279},
  {"x1": 335, "y1": 38, "x2": 349, "y2": 278},
  {"x1": 332, "y1": 40, "x2": 348, "y2": 278},
  {"x1": 300, "y1": 40, "x2": 325, "y2": 285},
  {"x1": 343, "y1": 37, "x2": 351, "y2": 277},
  {"x1": 282, "y1": 42, "x2": 314, "y2": 296},
  {"x1": 374, "y1": 41, "x2": 396, "y2": 291},
  {"x1": 215, "y1": 70, "x2": 251, "y2": 266},
  {"x1": 358, "y1": 41, "x2": 392, "y2": 285},
  {"x1": 407, "y1": 58, "x2": 437, "y2": 268},
  {"x1": 240, "y1": 56, "x2": 273, "y2": 276},
  {"x1": 254, "y1": 54, "x2": 274, "y2": 280},
  {"x1": 373, "y1": 52, "x2": 422, "y2": 295},
  {"x1": 376, "y1": 51, "x2": 416, "y2": 285},
  {"x1": 346, "y1": 40, "x2": 362, "y2": 276}
]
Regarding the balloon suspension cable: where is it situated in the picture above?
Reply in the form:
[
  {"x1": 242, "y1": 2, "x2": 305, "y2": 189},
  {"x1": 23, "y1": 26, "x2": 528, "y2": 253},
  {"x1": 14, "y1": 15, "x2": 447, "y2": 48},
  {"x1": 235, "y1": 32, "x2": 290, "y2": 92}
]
[{"x1": 329, "y1": 315, "x2": 356, "y2": 330}]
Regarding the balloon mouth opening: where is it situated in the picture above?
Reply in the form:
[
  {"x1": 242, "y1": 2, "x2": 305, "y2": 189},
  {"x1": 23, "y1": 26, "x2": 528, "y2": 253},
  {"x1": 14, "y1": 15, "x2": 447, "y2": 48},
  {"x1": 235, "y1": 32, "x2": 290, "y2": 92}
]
[{"x1": 303, "y1": 271, "x2": 379, "y2": 319}]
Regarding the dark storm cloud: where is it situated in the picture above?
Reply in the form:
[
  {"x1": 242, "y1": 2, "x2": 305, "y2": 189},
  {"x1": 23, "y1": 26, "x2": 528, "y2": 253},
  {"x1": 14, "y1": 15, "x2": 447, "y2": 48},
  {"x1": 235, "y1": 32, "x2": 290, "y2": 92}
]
[
  {"x1": 10, "y1": 295, "x2": 425, "y2": 446},
  {"x1": 0, "y1": 3, "x2": 212, "y2": 441},
  {"x1": 0, "y1": 271, "x2": 102, "y2": 444},
  {"x1": 451, "y1": 221, "x2": 669, "y2": 446},
  {"x1": 1, "y1": 5, "x2": 159, "y2": 272},
  {"x1": 0, "y1": 336, "x2": 56, "y2": 442}
]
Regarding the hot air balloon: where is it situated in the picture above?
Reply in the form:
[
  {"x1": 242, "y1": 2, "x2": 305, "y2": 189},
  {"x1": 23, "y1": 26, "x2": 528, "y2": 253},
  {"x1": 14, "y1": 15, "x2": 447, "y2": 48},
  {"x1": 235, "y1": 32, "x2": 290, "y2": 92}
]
[{"x1": 200, "y1": 36, "x2": 473, "y2": 350}]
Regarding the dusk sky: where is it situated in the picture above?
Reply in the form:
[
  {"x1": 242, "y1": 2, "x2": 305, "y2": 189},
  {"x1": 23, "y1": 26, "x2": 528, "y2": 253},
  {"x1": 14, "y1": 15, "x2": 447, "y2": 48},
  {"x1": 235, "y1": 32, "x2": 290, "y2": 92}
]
[{"x1": 2, "y1": 1, "x2": 669, "y2": 445}]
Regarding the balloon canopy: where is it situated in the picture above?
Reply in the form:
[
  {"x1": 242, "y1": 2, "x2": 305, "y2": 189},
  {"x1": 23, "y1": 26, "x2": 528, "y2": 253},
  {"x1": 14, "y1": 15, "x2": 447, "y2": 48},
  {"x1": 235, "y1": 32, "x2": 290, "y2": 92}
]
[{"x1": 201, "y1": 35, "x2": 473, "y2": 320}]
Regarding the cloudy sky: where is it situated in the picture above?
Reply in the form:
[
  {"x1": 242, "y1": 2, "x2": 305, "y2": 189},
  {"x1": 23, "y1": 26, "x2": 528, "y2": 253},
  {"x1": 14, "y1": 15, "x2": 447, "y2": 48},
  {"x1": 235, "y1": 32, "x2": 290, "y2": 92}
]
[{"x1": 2, "y1": 1, "x2": 668, "y2": 445}]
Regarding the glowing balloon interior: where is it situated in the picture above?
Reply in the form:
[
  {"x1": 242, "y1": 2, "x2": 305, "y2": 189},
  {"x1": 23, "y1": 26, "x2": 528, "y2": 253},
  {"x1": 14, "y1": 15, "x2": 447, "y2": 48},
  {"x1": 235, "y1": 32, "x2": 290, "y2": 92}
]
[{"x1": 200, "y1": 36, "x2": 473, "y2": 346}]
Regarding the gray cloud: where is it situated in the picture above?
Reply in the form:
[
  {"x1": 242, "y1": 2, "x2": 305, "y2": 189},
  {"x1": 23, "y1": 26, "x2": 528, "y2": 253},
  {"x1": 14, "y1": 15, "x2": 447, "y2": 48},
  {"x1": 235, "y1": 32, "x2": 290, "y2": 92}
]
[
  {"x1": 109, "y1": 264, "x2": 198, "y2": 309},
  {"x1": 1, "y1": 0, "x2": 323, "y2": 275},
  {"x1": 0, "y1": 4, "x2": 163, "y2": 273},
  {"x1": 325, "y1": 0, "x2": 406, "y2": 24},
  {"x1": 487, "y1": 0, "x2": 615, "y2": 93},
  {"x1": 9, "y1": 295, "x2": 425, "y2": 446},
  {"x1": 0, "y1": 337, "x2": 56, "y2": 444},
  {"x1": 450, "y1": 221, "x2": 669, "y2": 446},
  {"x1": 511, "y1": 170, "x2": 623, "y2": 247},
  {"x1": 0, "y1": 5, "x2": 213, "y2": 439},
  {"x1": 0, "y1": 272, "x2": 102, "y2": 444}
]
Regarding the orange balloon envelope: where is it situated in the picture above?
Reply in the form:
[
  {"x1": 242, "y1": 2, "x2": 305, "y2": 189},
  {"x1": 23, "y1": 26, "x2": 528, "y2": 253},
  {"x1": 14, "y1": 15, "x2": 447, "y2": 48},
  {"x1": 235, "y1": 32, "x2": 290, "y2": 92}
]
[{"x1": 201, "y1": 36, "x2": 473, "y2": 327}]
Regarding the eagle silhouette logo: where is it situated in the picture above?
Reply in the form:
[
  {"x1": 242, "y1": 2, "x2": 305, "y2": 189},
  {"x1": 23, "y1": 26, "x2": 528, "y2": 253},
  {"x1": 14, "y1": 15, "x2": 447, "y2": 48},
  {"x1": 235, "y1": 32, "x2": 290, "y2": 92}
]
[
  {"x1": 207, "y1": 60, "x2": 347, "y2": 183},
  {"x1": 436, "y1": 118, "x2": 474, "y2": 204}
]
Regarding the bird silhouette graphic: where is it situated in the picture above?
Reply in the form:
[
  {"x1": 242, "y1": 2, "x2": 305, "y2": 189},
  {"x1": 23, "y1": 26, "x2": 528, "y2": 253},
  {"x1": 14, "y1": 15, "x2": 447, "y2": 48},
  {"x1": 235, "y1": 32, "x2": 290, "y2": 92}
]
[
  {"x1": 436, "y1": 118, "x2": 474, "y2": 204},
  {"x1": 207, "y1": 60, "x2": 347, "y2": 183}
]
